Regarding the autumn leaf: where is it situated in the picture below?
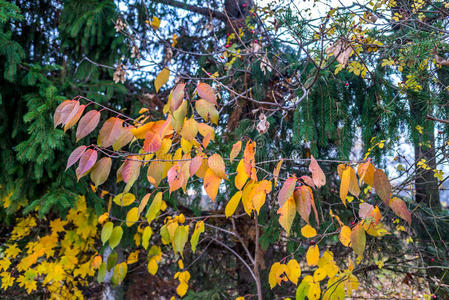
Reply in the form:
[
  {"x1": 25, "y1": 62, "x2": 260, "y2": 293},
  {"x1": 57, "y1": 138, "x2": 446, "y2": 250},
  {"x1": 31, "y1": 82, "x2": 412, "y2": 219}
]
[
  {"x1": 109, "y1": 226, "x2": 123, "y2": 249},
  {"x1": 204, "y1": 168, "x2": 221, "y2": 201},
  {"x1": 76, "y1": 149, "x2": 97, "y2": 180},
  {"x1": 111, "y1": 262, "x2": 127, "y2": 285},
  {"x1": 252, "y1": 180, "x2": 272, "y2": 214},
  {"x1": 174, "y1": 225, "x2": 189, "y2": 257},
  {"x1": 189, "y1": 155, "x2": 203, "y2": 177},
  {"x1": 98, "y1": 117, "x2": 124, "y2": 148},
  {"x1": 146, "y1": 192, "x2": 163, "y2": 223},
  {"x1": 196, "y1": 82, "x2": 217, "y2": 104},
  {"x1": 190, "y1": 221, "x2": 205, "y2": 253},
  {"x1": 169, "y1": 83, "x2": 186, "y2": 112},
  {"x1": 278, "y1": 176, "x2": 297, "y2": 207},
  {"x1": 195, "y1": 99, "x2": 219, "y2": 124},
  {"x1": 155, "y1": 68, "x2": 170, "y2": 93},
  {"x1": 113, "y1": 193, "x2": 136, "y2": 207},
  {"x1": 113, "y1": 126, "x2": 134, "y2": 151},
  {"x1": 90, "y1": 157, "x2": 112, "y2": 187},
  {"x1": 180, "y1": 117, "x2": 198, "y2": 142},
  {"x1": 208, "y1": 153, "x2": 227, "y2": 179},
  {"x1": 147, "y1": 160, "x2": 165, "y2": 187},
  {"x1": 126, "y1": 207, "x2": 139, "y2": 227},
  {"x1": 286, "y1": 259, "x2": 301, "y2": 285},
  {"x1": 225, "y1": 191, "x2": 242, "y2": 218},
  {"x1": 357, "y1": 161, "x2": 375, "y2": 186},
  {"x1": 243, "y1": 140, "x2": 257, "y2": 181},
  {"x1": 54, "y1": 100, "x2": 75, "y2": 128},
  {"x1": 142, "y1": 226, "x2": 153, "y2": 250},
  {"x1": 64, "y1": 104, "x2": 85, "y2": 132},
  {"x1": 339, "y1": 225, "x2": 351, "y2": 247},
  {"x1": 75, "y1": 110, "x2": 101, "y2": 141},
  {"x1": 229, "y1": 141, "x2": 242, "y2": 164},
  {"x1": 309, "y1": 155, "x2": 326, "y2": 188},
  {"x1": 235, "y1": 159, "x2": 249, "y2": 190},
  {"x1": 268, "y1": 262, "x2": 289, "y2": 289},
  {"x1": 301, "y1": 224, "x2": 317, "y2": 238},
  {"x1": 373, "y1": 168, "x2": 391, "y2": 206},
  {"x1": 273, "y1": 159, "x2": 283, "y2": 187},
  {"x1": 306, "y1": 245, "x2": 319, "y2": 266},
  {"x1": 350, "y1": 222, "x2": 366, "y2": 258},
  {"x1": 66, "y1": 145, "x2": 87, "y2": 171},
  {"x1": 101, "y1": 222, "x2": 113, "y2": 245},
  {"x1": 168, "y1": 163, "x2": 185, "y2": 193},
  {"x1": 389, "y1": 197, "x2": 411, "y2": 225},
  {"x1": 277, "y1": 195, "x2": 296, "y2": 234}
]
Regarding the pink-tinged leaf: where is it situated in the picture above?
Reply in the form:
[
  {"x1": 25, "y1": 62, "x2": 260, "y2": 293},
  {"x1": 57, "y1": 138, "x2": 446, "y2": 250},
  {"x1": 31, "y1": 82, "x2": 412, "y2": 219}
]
[
  {"x1": 66, "y1": 145, "x2": 87, "y2": 171},
  {"x1": 76, "y1": 149, "x2": 98, "y2": 180},
  {"x1": 167, "y1": 163, "x2": 184, "y2": 193},
  {"x1": 358, "y1": 203, "x2": 374, "y2": 219},
  {"x1": 113, "y1": 126, "x2": 135, "y2": 151},
  {"x1": 98, "y1": 117, "x2": 124, "y2": 148},
  {"x1": 350, "y1": 222, "x2": 366, "y2": 258},
  {"x1": 373, "y1": 169, "x2": 391, "y2": 206},
  {"x1": 61, "y1": 100, "x2": 81, "y2": 127},
  {"x1": 147, "y1": 160, "x2": 165, "y2": 187},
  {"x1": 143, "y1": 131, "x2": 162, "y2": 152},
  {"x1": 299, "y1": 185, "x2": 319, "y2": 226},
  {"x1": 170, "y1": 83, "x2": 186, "y2": 112},
  {"x1": 196, "y1": 82, "x2": 217, "y2": 104},
  {"x1": 64, "y1": 104, "x2": 85, "y2": 132},
  {"x1": 122, "y1": 156, "x2": 142, "y2": 184},
  {"x1": 278, "y1": 177, "x2": 297, "y2": 206},
  {"x1": 294, "y1": 188, "x2": 310, "y2": 224},
  {"x1": 90, "y1": 157, "x2": 112, "y2": 187},
  {"x1": 389, "y1": 197, "x2": 411, "y2": 225},
  {"x1": 190, "y1": 155, "x2": 203, "y2": 177},
  {"x1": 309, "y1": 155, "x2": 326, "y2": 188},
  {"x1": 230, "y1": 141, "x2": 241, "y2": 164},
  {"x1": 54, "y1": 100, "x2": 74, "y2": 128},
  {"x1": 300, "y1": 176, "x2": 315, "y2": 189},
  {"x1": 76, "y1": 110, "x2": 101, "y2": 142},
  {"x1": 208, "y1": 154, "x2": 227, "y2": 179}
]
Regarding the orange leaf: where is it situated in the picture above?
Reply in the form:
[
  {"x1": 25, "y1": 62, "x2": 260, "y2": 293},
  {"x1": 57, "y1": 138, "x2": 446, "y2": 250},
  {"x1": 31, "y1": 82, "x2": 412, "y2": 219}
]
[
  {"x1": 76, "y1": 110, "x2": 101, "y2": 142},
  {"x1": 147, "y1": 160, "x2": 165, "y2": 187},
  {"x1": 389, "y1": 197, "x2": 411, "y2": 225},
  {"x1": 309, "y1": 155, "x2": 326, "y2": 188},
  {"x1": 168, "y1": 163, "x2": 185, "y2": 193},
  {"x1": 204, "y1": 168, "x2": 221, "y2": 201},
  {"x1": 243, "y1": 140, "x2": 257, "y2": 181},
  {"x1": 373, "y1": 169, "x2": 391, "y2": 206},
  {"x1": 301, "y1": 224, "x2": 317, "y2": 238},
  {"x1": 196, "y1": 82, "x2": 217, "y2": 105},
  {"x1": 131, "y1": 122, "x2": 154, "y2": 139},
  {"x1": 66, "y1": 145, "x2": 87, "y2": 171},
  {"x1": 189, "y1": 155, "x2": 203, "y2": 177},
  {"x1": 350, "y1": 222, "x2": 366, "y2": 258},
  {"x1": 64, "y1": 104, "x2": 85, "y2": 132},
  {"x1": 122, "y1": 156, "x2": 142, "y2": 184},
  {"x1": 277, "y1": 195, "x2": 296, "y2": 234},
  {"x1": 230, "y1": 141, "x2": 242, "y2": 164},
  {"x1": 98, "y1": 117, "x2": 124, "y2": 148},
  {"x1": 357, "y1": 161, "x2": 375, "y2": 186},
  {"x1": 76, "y1": 149, "x2": 97, "y2": 180},
  {"x1": 143, "y1": 131, "x2": 162, "y2": 152},
  {"x1": 278, "y1": 177, "x2": 297, "y2": 206},
  {"x1": 208, "y1": 154, "x2": 227, "y2": 179},
  {"x1": 300, "y1": 175, "x2": 315, "y2": 189}
]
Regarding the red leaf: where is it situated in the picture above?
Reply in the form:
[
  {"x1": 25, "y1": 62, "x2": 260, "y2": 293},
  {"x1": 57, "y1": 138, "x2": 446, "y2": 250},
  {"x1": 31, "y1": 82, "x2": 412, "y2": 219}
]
[
  {"x1": 196, "y1": 82, "x2": 217, "y2": 105},
  {"x1": 98, "y1": 117, "x2": 124, "y2": 148},
  {"x1": 76, "y1": 110, "x2": 101, "y2": 142},
  {"x1": 76, "y1": 149, "x2": 97, "y2": 180},
  {"x1": 66, "y1": 145, "x2": 87, "y2": 170},
  {"x1": 278, "y1": 177, "x2": 297, "y2": 206},
  {"x1": 300, "y1": 175, "x2": 315, "y2": 189}
]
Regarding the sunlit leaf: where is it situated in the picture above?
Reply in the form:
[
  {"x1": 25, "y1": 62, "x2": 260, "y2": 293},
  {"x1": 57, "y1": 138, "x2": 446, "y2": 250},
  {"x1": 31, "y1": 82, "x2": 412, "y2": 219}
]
[
  {"x1": 301, "y1": 224, "x2": 317, "y2": 238},
  {"x1": 230, "y1": 141, "x2": 242, "y2": 164},
  {"x1": 196, "y1": 82, "x2": 217, "y2": 104},
  {"x1": 306, "y1": 245, "x2": 319, "y2": 266},
  {"x1": 155, "y1": 68, "x2": 170, "y2": 93}
]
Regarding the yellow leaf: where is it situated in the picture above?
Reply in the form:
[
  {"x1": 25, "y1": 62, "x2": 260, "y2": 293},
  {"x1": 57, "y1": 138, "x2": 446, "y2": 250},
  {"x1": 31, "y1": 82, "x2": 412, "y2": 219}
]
[
  {"x1": 313, "y1": 268, "x2": 326, "y2": 282},
  {"x1": 339, "y1": 225, "x2": 351, "y2": 247},
  {"x1": 145, "y1": 192, "x2": 163, "y2": 223},
  {"x1": 268, "y1": 262, "x2": 289, "y2": 289},
  {"x1": 350, "y1": 222, "x2": 366, "y2": 259},
  {"x1": 286, "y1": 259, "x2": 301, "y2": 285},
  {"x1": 306, "y1": 245, "x2": 319, "y2": 266},
  {"x1": 127, "y1": 250, "x2": 139, "y2": 264},
  {"x1": 142, "y1": 226, "x2": 153, "y2": 250},
  {"x1": 190, "y1": 221, "x2": 205, "y2": 253},
  {"x1": 174, "y1": 225, "x2": 189, "y2": 257},
  {"x1": 208, "y1": 153, "x2": 227, "y2": 179},
  {"x1": 357, "y1": 161, "x2": 375, "y2": 186},
  {"x1": 155, "y1": 68, "x2": 170, "y2": 92},
  {"x1": 273, "y1": 159, "x2": 283, "y2": 187},
  {"x1": 301, "y1": 224, "x2": 317, "y2": 238},
  {"x1": 113, "y1": 193, "x2": 136, "y2": 207},
  {"x1": 126, "y1": 207, "x2": 139, "y2": 227},
  {"x1": 307, "y1": 282, "x2": 321, "y2": 300},
  {"x1": 241, "y1": 180, "x2": 256, "y2": 215},
  {"x1": 277, "y1": 196, "x2": 296, "y2": 234},
  {"x1": 235, "y1": 159, "x2": 249, "y2": 190},
  {"x1": 225, "y1": 191, "x2": 242, "y2": 218},
  {"x1": 148, "y1": 257, "x2": 158, "y2": 275},
  {"x1": 150, "y1": 16, "x2": 160, "y2": 30}
]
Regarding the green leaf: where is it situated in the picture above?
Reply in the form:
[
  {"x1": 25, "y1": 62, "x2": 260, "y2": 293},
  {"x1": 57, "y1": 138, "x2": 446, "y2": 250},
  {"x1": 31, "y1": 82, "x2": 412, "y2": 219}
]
[
  {"x1": 101, "y1": 222, "x2": 114, "y2": 245},
  {"x1": 109, "y1": 226, "x2": 123, "y2": 249}
]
